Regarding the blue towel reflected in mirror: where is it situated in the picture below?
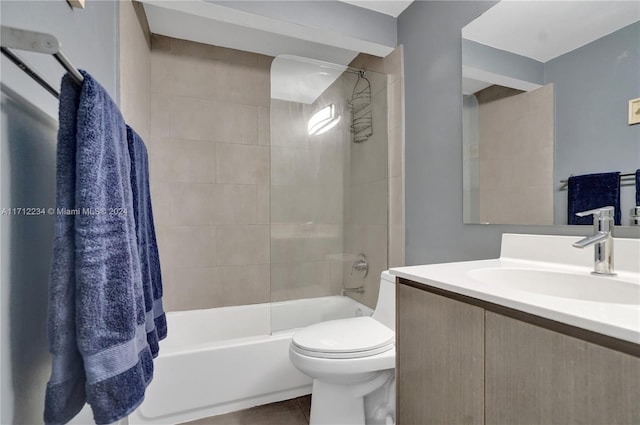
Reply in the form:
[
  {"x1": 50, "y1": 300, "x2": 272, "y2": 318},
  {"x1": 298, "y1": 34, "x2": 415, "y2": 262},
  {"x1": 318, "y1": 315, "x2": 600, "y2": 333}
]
[{"x1": 568, "y1": 172, "x2": 621, "y2": 225}]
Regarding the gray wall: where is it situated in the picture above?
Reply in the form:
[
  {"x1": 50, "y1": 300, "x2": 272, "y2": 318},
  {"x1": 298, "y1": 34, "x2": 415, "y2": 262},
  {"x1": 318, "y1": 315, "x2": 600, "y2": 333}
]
[
  {"x1": 549, "y1": 22, "x2": 640, "y2": 225},
  {"x1": 397, "y1": 1, "x2": 639, "y2": 266},
  {"x1": 462, "y1": 39, "x2": 544, "y2": 87},
  {"x1": 0, "y1": 1, "x2": 119, "y2": 423}
]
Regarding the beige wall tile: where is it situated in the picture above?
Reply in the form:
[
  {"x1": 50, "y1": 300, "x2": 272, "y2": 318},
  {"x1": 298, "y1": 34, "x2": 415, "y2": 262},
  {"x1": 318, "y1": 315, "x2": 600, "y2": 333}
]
[
  {"x1": 350, "y1": 132, "x2": 387, "y2": 185},
  {"x1": 159, "y1": 268, "x2": 176, "y2": 312},
  {"x1": 210, "y1": 101, "x2": 258, "y2": 144},
  {"x1": 151, "y1": 37, "x2": 221, "y2": 100},
  {"x1": 256, "y1": 184, "x2": 270, "y2": 224},
  {"x1": 216, "y1": 225, "x2": 270, "y2": 266},
  {"x1": 270, "y1": 185, "x2": 304, "y2": 224},
  {"x1": 389, "y1": 123, "x2": 403, "y2": 179},
  {"x1": 211, "y1": 184, "x2": 257, "y2": 224},
  {"x1": 149, "y1": 46, "x2": 173, "y2": 96},
  {"x1": 119, "y1": 0, "x2": 150, "y2": 140},
  {"x1": 148, "y1": 138, "x2": 215, "y2": 183},
  {"x1": 167, "y1": 55, "x2": 218, "y2": 100},
  {"x1": 310, "y1": 184, "x2": 344, "y2": 224},
  {"x1": 149, "y1": 181, "x2": 173, "y2": 226},
  {"x1": 270, "y1": 147, "x2": 297, "y2": 186},
  {"x1": 309, "y1": 137, "x2": 344, "y2": 187},
  {"x1": 478, "y1": 84, "x2": 553, "y2": 225},
  {"x1": 164, "y1": 226, "x2": 216, "y2": 268},
  {"x1": 270, "y1": 262, "x2": 333, "y2": 302},
  {"x1": 350, "y1": 180, "x2": 388, "y2": 225},
  {"x1": 150, "y1": 92, "x2": 171, "y2": 139},
  {"x1": 388, "y1": 224, "x2": 405, "y2": 268},
  {"x1": 210, "y1": 264, "x2": 270, "y2": 307},
  {"x1": 270, "y1": 224, "x2": 300, "y2": 265},
  {"x1": 170, "y1": 183, "x2": 214, "y2": 225},
  {"x1": 222, "y1": 47, "x2": 258, "y2": 66},
  {"x1": 389, "y1": 176, "x2": 404, "y2": 228},
  {"x1": 258, "y1": 106, "x2": 270, "y2": 146},
  {"x1": 169, "y1": 267, "x2": 216, "y2": 311},
  {"x1": 170, "y1": 37, "x2": 225, "y2": 60},
  {"x1": 270, "y1": 100, "x2": 308, "y2": 149},
  {"x1": 296, "y1": 234, "x2": 343, "y2": 264},
  {"x1": 154, "y1": 225, "x2": 172, "y2": 269},
  {"x1": 170, "y1": 97, "x2": 212, "y2": 141},
  {"x1": 228, "y1": 62, "x2": 271, "y2": 107},
  {"x1": 345, "y1": 224, "x2": 387, "y2": 269},
  {"x1": 151, "y1": 34, "x2": 171, "y2": 52},
  {"x1": 210, "y1": 58, "x2": 269, "y2": 105},
  {"x1": 216, "y1": 143, "x2": 269, "y2": 185},
  {"x1": 257, "y1": 54, "x2": 274, "y2": 69}
]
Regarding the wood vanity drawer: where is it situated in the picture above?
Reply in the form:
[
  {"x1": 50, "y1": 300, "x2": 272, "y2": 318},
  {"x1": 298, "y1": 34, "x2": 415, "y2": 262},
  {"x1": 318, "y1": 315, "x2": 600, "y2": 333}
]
[{"x1": 397, "y1": 279, "x2": 640, "y2": 425}]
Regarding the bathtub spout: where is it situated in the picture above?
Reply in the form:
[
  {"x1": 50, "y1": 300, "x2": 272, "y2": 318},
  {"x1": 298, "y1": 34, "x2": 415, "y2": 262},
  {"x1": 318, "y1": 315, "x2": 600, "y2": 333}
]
[{"x1": 342, "y1": 286, "x2": 365, "y2": 296}]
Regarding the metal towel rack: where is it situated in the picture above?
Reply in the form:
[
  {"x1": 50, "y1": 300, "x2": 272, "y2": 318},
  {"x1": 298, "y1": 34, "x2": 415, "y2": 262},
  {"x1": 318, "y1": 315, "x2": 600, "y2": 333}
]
[
  {"x1": 1, "y1": 26, "x2": 84, "y2": 99},
  {"x1": 559, "y1": 172, "x2": 637, "y2": 188}
]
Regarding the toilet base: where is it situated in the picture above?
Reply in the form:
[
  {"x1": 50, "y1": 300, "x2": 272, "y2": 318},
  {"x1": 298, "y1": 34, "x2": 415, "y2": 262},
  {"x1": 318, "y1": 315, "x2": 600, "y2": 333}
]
[{"x1": 308, "y1": 370, "x2": 393, "y2": 425}]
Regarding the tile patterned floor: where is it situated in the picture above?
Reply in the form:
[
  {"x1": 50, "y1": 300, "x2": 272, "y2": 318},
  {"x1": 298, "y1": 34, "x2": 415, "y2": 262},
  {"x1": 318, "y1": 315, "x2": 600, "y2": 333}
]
[{"x1": 182, "y1": 396, "x2": 311, "y2": 425}]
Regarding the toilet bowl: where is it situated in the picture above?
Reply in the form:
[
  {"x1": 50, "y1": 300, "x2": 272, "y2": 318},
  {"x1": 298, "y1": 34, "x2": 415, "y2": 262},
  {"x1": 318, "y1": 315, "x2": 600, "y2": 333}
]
[{"x1": 289, "y1": 271, "x2": 396, "y2": 425}]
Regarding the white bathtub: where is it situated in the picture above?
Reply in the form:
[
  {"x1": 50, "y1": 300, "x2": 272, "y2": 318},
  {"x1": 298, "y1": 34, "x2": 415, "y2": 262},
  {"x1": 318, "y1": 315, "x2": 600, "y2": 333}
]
[{"x1": 129, "y1": 296, "x2": 373, "y2": 424}]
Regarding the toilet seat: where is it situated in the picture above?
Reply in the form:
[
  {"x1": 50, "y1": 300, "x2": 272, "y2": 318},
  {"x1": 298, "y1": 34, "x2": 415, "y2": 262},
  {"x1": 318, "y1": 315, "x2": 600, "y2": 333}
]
[{"x1": 291, "y1": 317, "x2": 395, "y2": 359}]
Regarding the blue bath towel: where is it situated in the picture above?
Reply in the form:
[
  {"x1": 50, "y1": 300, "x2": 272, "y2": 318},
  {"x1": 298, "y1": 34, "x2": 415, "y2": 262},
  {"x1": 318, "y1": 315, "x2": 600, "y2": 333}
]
[
  {"x1": 636, "y1": 169, "x2": 640, "y2": 206},
  {"x1": 127, "y1": 126, "x2": 167, "y2": 356},
  {"x1": 567, "y1": 172, "x2": 621, "y2": 225},
  {"x1": 45, "y1": 71, "x2": 154, "y2": 425}
]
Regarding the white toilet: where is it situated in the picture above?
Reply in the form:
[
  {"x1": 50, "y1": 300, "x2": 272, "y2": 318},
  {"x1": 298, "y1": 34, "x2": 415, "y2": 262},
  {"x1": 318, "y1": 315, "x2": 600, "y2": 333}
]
[{"x1": 289, "y1": 271, "x2": 396, "y2": 425}]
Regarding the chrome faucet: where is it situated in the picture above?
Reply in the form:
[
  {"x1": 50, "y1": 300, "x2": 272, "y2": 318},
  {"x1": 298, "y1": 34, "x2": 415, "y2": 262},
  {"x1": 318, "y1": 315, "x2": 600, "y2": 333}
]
[{"x1": 572, "y1": 206, "x2": 616, "y2": 276}]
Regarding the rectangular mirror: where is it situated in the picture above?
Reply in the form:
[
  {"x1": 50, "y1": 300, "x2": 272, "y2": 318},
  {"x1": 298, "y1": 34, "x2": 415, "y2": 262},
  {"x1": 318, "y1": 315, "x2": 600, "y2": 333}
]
[{"x1": 462, "y1": 1, "x2": 640, "y2": 226}]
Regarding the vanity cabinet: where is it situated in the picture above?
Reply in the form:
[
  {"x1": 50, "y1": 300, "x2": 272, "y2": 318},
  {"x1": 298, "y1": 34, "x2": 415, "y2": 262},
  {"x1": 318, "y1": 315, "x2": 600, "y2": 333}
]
[
  {"x1": 485, "y1": 312, "x2": 640, "y2": 425},
  {"x1": 397, "y1": 279, "x2": 640, "y2": 425},
  {"x1": 396, "y1": 282, "x2": 484, "y2": 425}
]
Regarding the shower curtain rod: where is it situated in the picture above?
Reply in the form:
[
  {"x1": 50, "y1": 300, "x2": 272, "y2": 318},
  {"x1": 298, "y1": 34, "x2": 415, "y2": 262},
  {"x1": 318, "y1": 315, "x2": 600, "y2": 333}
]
[{"x1": 1, "y1": 26, "x2": 84, "y2": 99}]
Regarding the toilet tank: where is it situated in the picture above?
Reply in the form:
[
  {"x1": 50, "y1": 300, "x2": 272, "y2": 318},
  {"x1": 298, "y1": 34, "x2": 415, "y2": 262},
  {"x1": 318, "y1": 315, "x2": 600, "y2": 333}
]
[{"x1": 372, "y1": 271, "x2": 395, "y2": 331}]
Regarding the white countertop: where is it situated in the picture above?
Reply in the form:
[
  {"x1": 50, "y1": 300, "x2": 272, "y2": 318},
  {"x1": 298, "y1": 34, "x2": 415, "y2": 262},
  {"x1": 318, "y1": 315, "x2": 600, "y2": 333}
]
[{"x1": 390, "y1": 234, "x2": 640, "y2": 345}]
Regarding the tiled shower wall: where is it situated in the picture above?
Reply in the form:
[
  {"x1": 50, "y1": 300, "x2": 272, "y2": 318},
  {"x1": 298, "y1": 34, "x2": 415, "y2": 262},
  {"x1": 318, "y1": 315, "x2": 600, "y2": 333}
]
[
  {"x1": 478, "y1": 84, "x2": 554, "y2": 225},
  {"x1": 142, "y1": 35, "x2": 404, "y2": 312},
  {"x1": 269, "y1": 78, "x2": 348, "y2": 302},
  {"x1": 345, "y1": 47, "x2": 405, "y2": 308},
  {"x1": 119, "y1": 1, "x2": 150, "y2": 142},
  {"x1": 147, "y1": 35, "x2": 273, "y2": 311}
]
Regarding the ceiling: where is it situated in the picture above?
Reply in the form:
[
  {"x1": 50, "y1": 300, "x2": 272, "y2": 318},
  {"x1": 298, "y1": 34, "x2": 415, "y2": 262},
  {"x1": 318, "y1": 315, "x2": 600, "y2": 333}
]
[
  {"x1": 338, "y1": 0, "x2": 413, "y2": 18},
  {"x1": 142, "y1": 0, "x2": 400, "y2": 104},
  {"x1": 463, "y1": 1, "x2": 640, "y2": 63},
  {"x1": 462, "y1": 1, "x2": 639, "y2": 94}
]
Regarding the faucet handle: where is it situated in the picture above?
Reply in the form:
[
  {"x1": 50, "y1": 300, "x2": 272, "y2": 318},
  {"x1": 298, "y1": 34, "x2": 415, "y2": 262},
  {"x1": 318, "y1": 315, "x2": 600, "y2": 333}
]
[{"x1": 575, "y1": 206, "x2": 614, "y2": 218}]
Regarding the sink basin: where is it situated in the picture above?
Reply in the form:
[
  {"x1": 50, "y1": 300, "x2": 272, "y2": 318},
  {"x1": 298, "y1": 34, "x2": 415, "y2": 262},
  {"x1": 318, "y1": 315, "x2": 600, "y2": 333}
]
[{"x1": 468, "y1": 268, "x2": 640, "y2": 305}]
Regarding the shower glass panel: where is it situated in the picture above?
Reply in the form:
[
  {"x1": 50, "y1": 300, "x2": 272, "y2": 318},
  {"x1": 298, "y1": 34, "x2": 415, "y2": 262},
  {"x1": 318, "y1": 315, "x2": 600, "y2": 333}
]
[{"x1": 269, "y1": 55, "x2": 388, "y2": 333}]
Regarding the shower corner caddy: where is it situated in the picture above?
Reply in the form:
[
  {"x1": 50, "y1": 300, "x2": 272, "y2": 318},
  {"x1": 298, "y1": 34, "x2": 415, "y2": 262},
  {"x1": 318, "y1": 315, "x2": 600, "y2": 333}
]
[{"x1": 348, "y1": 71, "x2": 373, "y2": 144}]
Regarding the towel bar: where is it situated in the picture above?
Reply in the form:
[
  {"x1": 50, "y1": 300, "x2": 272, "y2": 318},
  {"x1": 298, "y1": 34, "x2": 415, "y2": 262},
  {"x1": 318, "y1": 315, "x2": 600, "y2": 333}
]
[
  {"x1": 1, "y1": 26, "x2": 83, "y2": 99},
  {"x1": 559, "y1": 172, "x2": 637, "y2": 187}
]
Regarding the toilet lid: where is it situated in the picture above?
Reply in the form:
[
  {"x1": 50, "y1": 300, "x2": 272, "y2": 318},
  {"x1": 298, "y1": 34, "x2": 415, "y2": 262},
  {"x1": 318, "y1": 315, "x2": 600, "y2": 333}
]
[{"x1": 291, "y1": 317, "x2": 395, "y2": 359}]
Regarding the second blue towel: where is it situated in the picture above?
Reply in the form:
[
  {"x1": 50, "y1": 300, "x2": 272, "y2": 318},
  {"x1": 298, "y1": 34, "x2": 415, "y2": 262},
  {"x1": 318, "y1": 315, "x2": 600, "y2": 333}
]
[{"x1": 567, "y1": 172, "x2": 621, "y2": 225}]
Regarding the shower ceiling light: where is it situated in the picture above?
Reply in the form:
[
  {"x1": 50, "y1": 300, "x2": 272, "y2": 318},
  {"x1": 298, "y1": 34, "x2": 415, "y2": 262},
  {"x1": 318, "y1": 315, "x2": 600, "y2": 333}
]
[{"x1": 308, "y1": 104, "x2": 341, "y2": 135}]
